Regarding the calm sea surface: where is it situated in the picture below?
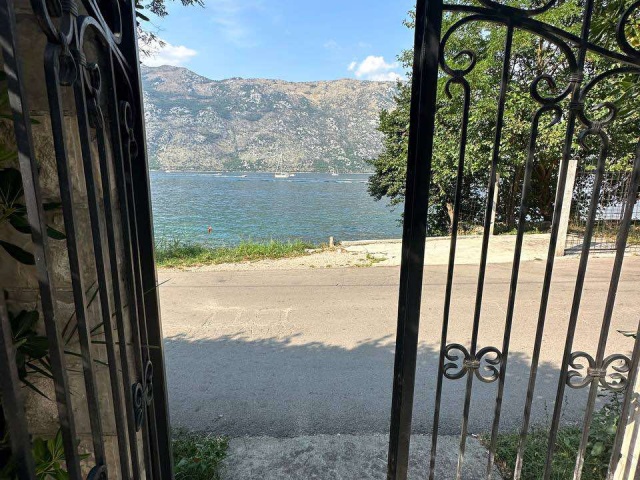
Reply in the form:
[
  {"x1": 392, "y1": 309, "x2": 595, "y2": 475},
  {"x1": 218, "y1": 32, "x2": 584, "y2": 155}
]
[{"x1": 150, "y1": 171, "x2": 403, "y2": 246}]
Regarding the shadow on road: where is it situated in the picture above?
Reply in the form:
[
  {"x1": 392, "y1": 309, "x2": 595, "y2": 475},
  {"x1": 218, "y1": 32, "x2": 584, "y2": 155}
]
[{"x1": 164, "y1": 333, "x2": 590, "y2": 439}]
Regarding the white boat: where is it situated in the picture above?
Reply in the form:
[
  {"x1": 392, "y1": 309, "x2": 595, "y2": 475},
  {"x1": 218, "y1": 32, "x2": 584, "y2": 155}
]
[
  {"x1": 330, "y1": 167, "x2": 339, "y2": 176},
  {"x1": 274, "y1": 154, "x2": 290, "y2": 178},
  {"x1": 289, "y1": 173, "x2": 296, "y2": 177}
]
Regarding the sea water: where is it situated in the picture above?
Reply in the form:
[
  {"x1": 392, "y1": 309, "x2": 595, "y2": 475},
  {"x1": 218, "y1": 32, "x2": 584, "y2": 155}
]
[{"x1": 150, "y1": 171, "x2": 403, "y2": 246}]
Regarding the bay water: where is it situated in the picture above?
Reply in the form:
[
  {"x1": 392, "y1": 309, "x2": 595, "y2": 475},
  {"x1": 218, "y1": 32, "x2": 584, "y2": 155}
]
[{"x1": 150, "y1": 171, "x2": 403, "y2": 246}]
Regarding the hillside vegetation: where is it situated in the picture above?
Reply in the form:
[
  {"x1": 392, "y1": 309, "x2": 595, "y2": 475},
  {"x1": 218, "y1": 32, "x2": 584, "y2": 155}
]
[{"x1": 142, "y1": 66, "x2": 395, "y2": 173}]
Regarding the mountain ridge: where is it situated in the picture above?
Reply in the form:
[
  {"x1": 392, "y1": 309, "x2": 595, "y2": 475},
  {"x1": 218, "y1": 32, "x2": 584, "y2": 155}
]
[{"x1": 141, "y1": 65, "x2": 396, "y2": 173}]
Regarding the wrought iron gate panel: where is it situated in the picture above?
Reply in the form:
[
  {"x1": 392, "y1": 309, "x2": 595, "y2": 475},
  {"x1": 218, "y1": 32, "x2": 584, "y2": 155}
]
[
  {"x1": 388, "y1": 0, "x2": 640, "y2": 479},
  {"x1": 567, "y1": 166, "x2": 640, "y2": 253},
  {"x1": 0, "y1": 0, "x2": 171, "y2": 478}
]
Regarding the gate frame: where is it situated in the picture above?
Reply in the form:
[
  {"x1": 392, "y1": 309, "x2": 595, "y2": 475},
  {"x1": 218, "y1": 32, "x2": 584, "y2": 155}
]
[
  {"x1": 387, "y1": 0, "x2": 640, "y2": 479},
  {"x1": 0, "y1": 0, "x2": 173, "y2": 477},
  {"x1": 386, "y1": 0, "x2": 443, "y2": 478}
]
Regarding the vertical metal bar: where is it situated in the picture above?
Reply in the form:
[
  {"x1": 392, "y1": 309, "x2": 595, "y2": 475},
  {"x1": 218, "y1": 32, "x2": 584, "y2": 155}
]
[
  {"x1": 112, "y1": 94, "x2": 158, "y2": 478},
  {"x1": 94, "y1": 103, "x2": 135, "y2": 479},
  {"x1": 103, "y1": 57, "x2": 143, "y2": 480},
  {"x1": 608, "y1": 150, "x2": 640, "y2": 480},
  {"x1": 428, "y1": 77, "x2": 471, "y2": 480},
  {"x1": 543, "y1": 133, "x2": 607, "y2": 480},
  {"x1": 486, "y1": 106, "x2": 560, "y2": 478},
  {"x1": 0, "y1": 294, "x2": 36, "y2": 480},
  {"x1": 45, "y1": 45, "x2": 106, "y2": 469},
  {"x1": 124, "y1": 135, "x2": 163, "y2": 480},
  {"x1": 74, "y1": 44, "x2": 143, "y2": 475},
  {"x1": 539, "y1": 5, "x2": 598, "y2": 474},
  {"x1": 111, "y1": 98, "x2": 154, "y2": 477},
  {"x1": 514, "y1": 5, "x2": 595, "y2": 478},
  {"x1": 119, "y1": 0, "x2": 174, "y2": 474},
  {"x1": 571, "y1": 145, "x2": 640, "y2": 480},
  {"x1": 387, "y1": 0, "x2": 442, "y2": 477},
  {"x1": 513, "y1": 108, "x2": 578, "y2": 480},
  {"x1": 0, "y1": 1, "x2": 83, "y2": 477},
  {"x1": 456, "y1": 24, "x2": 513, "y2": 480}
]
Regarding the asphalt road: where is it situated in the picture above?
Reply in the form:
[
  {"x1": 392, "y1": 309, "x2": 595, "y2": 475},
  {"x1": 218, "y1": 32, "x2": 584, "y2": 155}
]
[{"x1": 158, "y1": 256, "x2": 639, "y2": 437}]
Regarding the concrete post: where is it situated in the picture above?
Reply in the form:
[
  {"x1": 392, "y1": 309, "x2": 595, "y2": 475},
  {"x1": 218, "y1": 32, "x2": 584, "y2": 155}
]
[
  {"x1": 555, "y1": 158, "x2": 579, "y2": 256},
  {"x1": 489, "y1": 172, "x2": 500, "y2": 235},
  {"x1": 614, "y1": 362, "x2": 640, "y2": 480}
]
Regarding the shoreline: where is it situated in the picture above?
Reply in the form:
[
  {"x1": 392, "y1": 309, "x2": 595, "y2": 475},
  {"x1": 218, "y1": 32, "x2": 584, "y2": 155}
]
[{"x1": 156, "y1": 233, "x2": 585, "y2": 272}]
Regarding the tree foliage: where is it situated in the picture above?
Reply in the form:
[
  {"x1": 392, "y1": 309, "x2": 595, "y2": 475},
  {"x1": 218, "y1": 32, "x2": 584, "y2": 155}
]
[{"x1": 368, "y1": 1, "x2": 640, "y2": 235}]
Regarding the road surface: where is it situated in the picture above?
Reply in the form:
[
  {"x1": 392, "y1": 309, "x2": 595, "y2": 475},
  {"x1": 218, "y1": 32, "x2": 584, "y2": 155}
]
[{"x1": 158, "y1": 255, "x2": 639, "y2": 437}]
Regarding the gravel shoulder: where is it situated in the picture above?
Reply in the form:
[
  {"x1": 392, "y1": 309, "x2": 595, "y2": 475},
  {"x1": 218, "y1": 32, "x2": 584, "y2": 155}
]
[{"x1": 158, "y1": 234, "x2": 559, "y2": 272}]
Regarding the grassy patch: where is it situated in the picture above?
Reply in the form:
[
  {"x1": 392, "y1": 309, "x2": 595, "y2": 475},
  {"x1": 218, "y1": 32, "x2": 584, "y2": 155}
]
[
  {"x1": 173, "y1": 430, "x2": 229, "y2": 480},
  {"x1": 354, "y1": 253, "x2": 387, "y2": 267},
  {"x1": 155, "y1": 239, "x2": 316, "y2": 267},
  {"x1": 491, "y1": 394, "x2": 621, "y2": 479}
]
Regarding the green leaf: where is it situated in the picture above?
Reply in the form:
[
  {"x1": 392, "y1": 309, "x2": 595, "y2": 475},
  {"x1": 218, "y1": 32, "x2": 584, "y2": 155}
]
[
  {"x1": 22, "y1": 336, "x2": 49, "y2": 358},
  {"x1": 9, "y1": 213, "x2": 31, "y2": 234},
  {"x1": 46, "y1": 225, "x2": 66, "y2": 240},
  {"x1": 0, "y1": 148, "x2": 17, "y2": 163},
  {"x1": 591, "y1": 442, "x2": 605, "y2": 457},
  {"x1": 13, "y1": 309, "x2": 39, "y2": 337},
  {"x1": 32, "y1": 437, "x2": 48, "y2": 462},
  {"x1": 0, "y1": 240, "x2": 35, "y2": 264},
  {"x1": 52, "y1": 429, "x2": 65, "y2": 461},
  {"x1": 0, "y1": 167, "x2": 24, "y2": 204}
]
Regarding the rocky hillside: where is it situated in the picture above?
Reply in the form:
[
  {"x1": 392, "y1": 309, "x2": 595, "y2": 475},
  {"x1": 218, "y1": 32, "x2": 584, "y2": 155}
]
[{"x1": 141, "y1": 66, "x2": 396, "y2": 172}]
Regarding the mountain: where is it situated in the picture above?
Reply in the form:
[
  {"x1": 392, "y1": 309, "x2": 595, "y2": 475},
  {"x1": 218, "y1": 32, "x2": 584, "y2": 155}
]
[{"x1": 141, "y1": 66, "x2": 396, "y2": 173}]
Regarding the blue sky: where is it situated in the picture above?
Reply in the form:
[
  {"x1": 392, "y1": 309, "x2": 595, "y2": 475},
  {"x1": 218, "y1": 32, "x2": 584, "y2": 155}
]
[{"x1": 141, "y1": 0, "x2": 415, "y2": 82}]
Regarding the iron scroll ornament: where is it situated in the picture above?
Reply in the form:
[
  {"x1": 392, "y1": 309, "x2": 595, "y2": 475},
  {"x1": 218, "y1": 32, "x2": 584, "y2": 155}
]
[
  {"x1": 30, "y1": 0, "x2": 128, "y2": 62},
  {"x1": 567, "y1": 352, "x2": 632, "y2": 391},
  {"x1": 86, "y1": 465, "x2": 108, "y2": 480},
  {"x1": 443, "y1": 344, "x2": 503, "y2": 383},
  {"x1": 132, "y1": 361, "x2": 155, "y2": 431},
  {"x1": 442, "y1": 2, "x2": 640, "y2": 69}
]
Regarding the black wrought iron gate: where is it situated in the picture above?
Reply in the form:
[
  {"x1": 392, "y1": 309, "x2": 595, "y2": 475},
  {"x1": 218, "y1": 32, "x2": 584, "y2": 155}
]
[
  {"x1": 0, "y1": 0, "x2": 171, "y2": 478},
  {"x1": 388, "y1": 0, "x2": 640, "y2": 479}
]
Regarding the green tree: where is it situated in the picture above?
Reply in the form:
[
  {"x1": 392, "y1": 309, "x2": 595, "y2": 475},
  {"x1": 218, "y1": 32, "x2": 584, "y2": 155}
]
[{"x1": 369, "y1": 3, "x2": 639, "y2": 235}]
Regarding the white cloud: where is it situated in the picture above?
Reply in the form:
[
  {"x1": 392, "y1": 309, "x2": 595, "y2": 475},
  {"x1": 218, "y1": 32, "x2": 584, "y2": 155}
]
[
  {"x1": 141, "y1": 38, "x2": 198, "y2": 67},
  {"x1": 348, "y1": 55, "x2": 401, "y2": 81},
  {"x1": 210, "y1": 0, "x2": 263, "y2": 47}
]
